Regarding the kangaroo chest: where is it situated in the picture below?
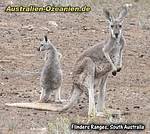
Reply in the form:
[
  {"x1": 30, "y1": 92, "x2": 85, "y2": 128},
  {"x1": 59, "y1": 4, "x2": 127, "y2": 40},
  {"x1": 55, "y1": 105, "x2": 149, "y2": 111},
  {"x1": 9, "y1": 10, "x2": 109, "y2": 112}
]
[{"x1": 110, "y1": 41, "x2": 122, "y2": 62}]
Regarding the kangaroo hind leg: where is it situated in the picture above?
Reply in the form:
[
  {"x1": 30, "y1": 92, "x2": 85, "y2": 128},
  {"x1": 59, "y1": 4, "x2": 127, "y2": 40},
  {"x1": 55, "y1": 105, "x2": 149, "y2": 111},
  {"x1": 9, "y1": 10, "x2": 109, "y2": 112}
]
[
  {"x1": 82, "y1": 58, "x2": 96, "y2": 117},
  {"x1": 55, "y1": 87, "x2": 68, "y2": 103},
  {"x1": 39, "y1": 88, "x2": 51, "y2": 103},
  {"x1": 96, "y1": 73, "x2": 108, "y2": 116}
]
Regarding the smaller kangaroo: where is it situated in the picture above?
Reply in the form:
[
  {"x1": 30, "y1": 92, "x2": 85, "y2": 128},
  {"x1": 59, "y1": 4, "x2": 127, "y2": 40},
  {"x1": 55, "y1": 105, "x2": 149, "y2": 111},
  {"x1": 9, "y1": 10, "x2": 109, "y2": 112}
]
[{"x1": 38, "y1": 35, "x2": 63, "y2": 103}]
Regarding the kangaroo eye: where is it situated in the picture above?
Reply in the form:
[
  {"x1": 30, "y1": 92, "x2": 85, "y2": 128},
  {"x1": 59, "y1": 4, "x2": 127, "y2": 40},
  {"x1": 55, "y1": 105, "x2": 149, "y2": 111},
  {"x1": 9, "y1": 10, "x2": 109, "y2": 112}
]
[
  {"x1": 111, "y1": 25, "x2": 114, "y2": 28},
  {"x1": 119, "y1": 25, "x2": 122, "y2": 28}
]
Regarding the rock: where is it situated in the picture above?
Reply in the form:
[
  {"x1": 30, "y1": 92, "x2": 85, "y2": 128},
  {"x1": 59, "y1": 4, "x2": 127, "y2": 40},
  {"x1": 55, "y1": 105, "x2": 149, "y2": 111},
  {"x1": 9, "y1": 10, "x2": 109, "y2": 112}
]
[
  {"x1": 79, "y1": 106, "x2": 84, "y2": 109},
  {"x1": 129, "y1": 22, "x2": 136, "y2": 25},
  {"x1": 61, "y1": 27, "x2": 67, "y2": 30},
  {"x1": 23, "y1": 95, "x2": 30, "y2": 98},
  {"x1": 12, "y1": 92, "x2": 19, "y2": 95},
  {"x1": 81, "y1": 100, "x2": 84, "y2": 103},
  {"x1": 33, "y1": 112, "x2": 37, "y2": 115},
  {"x1": 27, "y1": 114, "x2": 30, "y2": 116},
  {"x1": 0, "y1": 82, "x2": 4, "y2": 85},
  {"x1": 82, "y1": 26, "x2": 88, "y2": 30},
  {"x1": 125, "y1": 107, "x2": 129, "y2": 111},
  {"x1": 139, "y1": 54, "x2": 144, "y2": 58},
  {"x1": 22, "y1": 25, "x2": 34, "y2": 31},
  {"x1": 133, "y1": 106, "x2": 140, "y2": 109},
  {"x1": 48, "y1": 21, "x2": 58, "y2": 27},
  {"x1": 21, "y1": 33, "x2": 26, "y2": 36},
  {"x1": 4, "y1": 77, "x2": 9, "y2": 80},
  {"x1": 108, "y1": 105, "x2": 113, "y2": 109}
]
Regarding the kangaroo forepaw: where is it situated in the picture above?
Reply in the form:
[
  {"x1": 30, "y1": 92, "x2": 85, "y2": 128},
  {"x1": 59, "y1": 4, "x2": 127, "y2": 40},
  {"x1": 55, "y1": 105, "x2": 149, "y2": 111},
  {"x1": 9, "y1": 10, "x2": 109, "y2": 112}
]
[
  {"x1": 112, "y1": 71, "x2": 117, "y2": 76},
  {"x1": 117, "y1": 67, "x2": 121, "y2": 72}
]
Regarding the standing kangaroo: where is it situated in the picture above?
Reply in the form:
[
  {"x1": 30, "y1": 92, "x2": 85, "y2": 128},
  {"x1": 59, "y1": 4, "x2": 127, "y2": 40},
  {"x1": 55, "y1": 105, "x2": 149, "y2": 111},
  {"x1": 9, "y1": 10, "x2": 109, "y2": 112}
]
[
  {"x1": 6, "y1": 4, "x2": 132, "y2": 117},
  {"x1": 52, "y1": 4, "x2": 132, "y2": 116},
  {"x1": 38, "y1": 35, "x2": 63, "y2": 103}
]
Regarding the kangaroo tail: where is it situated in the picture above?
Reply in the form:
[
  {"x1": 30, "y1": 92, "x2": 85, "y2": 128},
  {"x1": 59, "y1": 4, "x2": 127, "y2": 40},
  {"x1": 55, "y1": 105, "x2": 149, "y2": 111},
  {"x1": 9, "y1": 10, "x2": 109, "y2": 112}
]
[
  {"x1": 59, "y1": 84, "x2": 82, "y2": 112},
  {"x1": 5, "y1": 85, "x2": 82, "y2": 112},
  {"x1": 5, "y1": 102, "x2": 64, "y2": 111}
]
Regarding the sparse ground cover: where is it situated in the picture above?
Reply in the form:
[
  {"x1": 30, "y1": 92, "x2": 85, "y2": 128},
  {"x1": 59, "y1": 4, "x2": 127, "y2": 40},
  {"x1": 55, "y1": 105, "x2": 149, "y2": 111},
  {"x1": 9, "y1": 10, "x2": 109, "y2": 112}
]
[{"x1": 0, "y1": 0, "x2": 150, "y2": 133}]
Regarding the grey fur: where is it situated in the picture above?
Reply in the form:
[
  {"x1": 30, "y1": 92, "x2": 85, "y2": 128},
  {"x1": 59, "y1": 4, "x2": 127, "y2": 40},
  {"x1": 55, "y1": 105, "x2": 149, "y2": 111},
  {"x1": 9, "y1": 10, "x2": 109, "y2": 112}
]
[
  {"x1": 57, "y1": 4, "x2": 132, "y2": 117},
  {"x1": 38, "y1": 35, "x2": 63, "y2": 103}
]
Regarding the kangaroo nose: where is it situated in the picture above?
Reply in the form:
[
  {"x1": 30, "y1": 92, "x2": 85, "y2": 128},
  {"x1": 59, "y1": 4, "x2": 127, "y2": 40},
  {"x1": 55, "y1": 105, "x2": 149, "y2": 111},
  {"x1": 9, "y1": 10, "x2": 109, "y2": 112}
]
[
  {"x1": 37, "y1": 47, "x2": 40, "y2": 51},
  {"x1": 115, "y1": 33, "x2": 119, "y2": 38}
]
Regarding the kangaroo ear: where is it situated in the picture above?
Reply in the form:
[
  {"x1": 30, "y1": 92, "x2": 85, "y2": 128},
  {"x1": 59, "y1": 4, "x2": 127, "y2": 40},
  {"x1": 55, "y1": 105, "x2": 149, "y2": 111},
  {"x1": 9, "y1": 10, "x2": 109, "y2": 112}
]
[
  {"x1": 44, "y1": 35, "x2": 48, "y2": 42},
  {"x1": 103, "y1": 9, "x2": 113, "y2": 22},
  {"x1": 118, "y1": 4, "x2": 132, "y2": 21}
]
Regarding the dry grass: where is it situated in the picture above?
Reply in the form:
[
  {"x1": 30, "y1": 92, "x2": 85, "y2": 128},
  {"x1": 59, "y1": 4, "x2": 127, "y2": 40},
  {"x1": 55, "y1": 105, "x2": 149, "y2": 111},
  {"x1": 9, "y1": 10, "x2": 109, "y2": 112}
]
[{"x1": 47, "y1": 113, "x2": 146, "y2": 134}]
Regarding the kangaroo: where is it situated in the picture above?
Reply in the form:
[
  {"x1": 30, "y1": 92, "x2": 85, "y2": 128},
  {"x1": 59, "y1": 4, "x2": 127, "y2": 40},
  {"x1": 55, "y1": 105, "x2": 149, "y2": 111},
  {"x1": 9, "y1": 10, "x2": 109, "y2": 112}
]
[
  {"x1": 37, "y1": 35, "x2": 63, "y2": 103},
  {"x1": 54, "y1": 4, "x2": 132, "y2": 117},
  {"x1": 6, "y1": 4, "x2": 132, "y2": 117}
]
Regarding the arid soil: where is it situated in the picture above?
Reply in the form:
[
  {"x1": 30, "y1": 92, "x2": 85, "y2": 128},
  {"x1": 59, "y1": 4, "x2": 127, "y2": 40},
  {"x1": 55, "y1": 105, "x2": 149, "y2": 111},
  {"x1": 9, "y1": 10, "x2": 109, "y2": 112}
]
[{"x1": 0, "y1": 0, "x2": 150, "y2": 134}]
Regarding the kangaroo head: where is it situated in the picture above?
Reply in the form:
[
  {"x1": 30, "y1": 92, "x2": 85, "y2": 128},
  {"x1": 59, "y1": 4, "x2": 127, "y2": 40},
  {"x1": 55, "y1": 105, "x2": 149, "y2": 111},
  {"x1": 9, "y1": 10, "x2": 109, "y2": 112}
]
[
  {"x1": 103, "y1": 4, "x2": 132, "y2": 40},
  {"x1": 38, "y1": 36, "x2": 52, "y2": 51}
]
